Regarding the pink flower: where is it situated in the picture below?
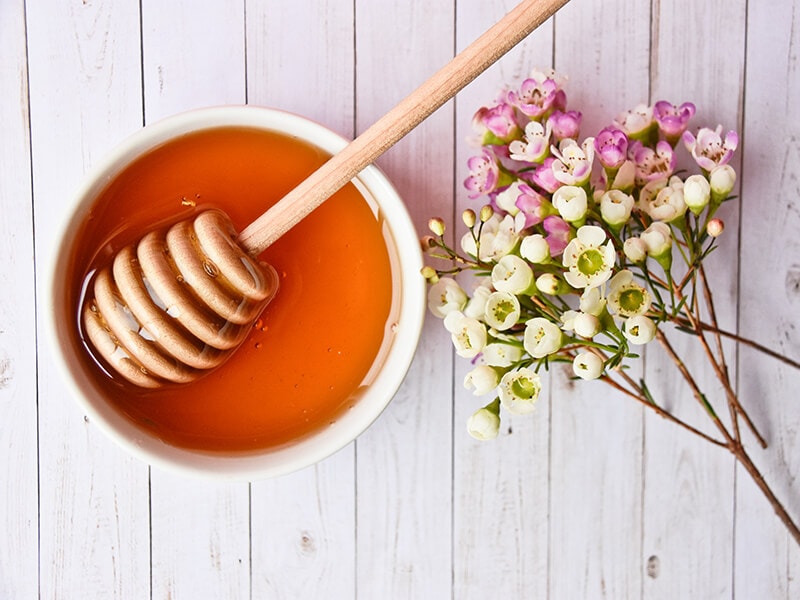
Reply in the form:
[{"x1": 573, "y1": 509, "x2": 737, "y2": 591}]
[
  {"x1": 508, "y1": 119, "x2": 552, "y2": 163},
  {"x1": 682, "y1": 125, "x2": 739, "y2": 171},
  {"x1": 550, "y1": 138, "x2": 595, "y2": 186},
  {"x1": 614, "y1": 103, "x2": 654, "y2": 139},
  {"x1": 507, "y1": 70, "x2": 567, "y2": 118},
  {"x1": 547, "y1": 110, "x2": 582, "y2": 141},
  {"x1": 514, "y1": 183, "x2": 552, "y2": 229},
  {"x1": 594, "y1": 127, "x2": 629, "y2": 169},
  {"x1": 628, "y1": 140, "x2": 676, "y2": 186},
  {"x1": 472, "y1": 102, "x2": 520, "y2": 141},
  {"x1": 464, "y1": 148, "x2": 501, "y2": 198},
  {"x1": 531, "y1": 157, "x2": 563, "y2": 194},
  {"x1": 653, "y1": 101, "x2": 696, "y2": 144},
  {"x1": 543, "y1": 215, "x2": 572, "y2": 256}
]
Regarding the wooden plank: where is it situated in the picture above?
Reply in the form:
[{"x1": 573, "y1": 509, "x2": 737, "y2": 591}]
[
  {"x1": 735, "y1": 0, "x2": 800, "y2": 595},
  {"x1": 25, "y1": 0, "x2": 151, "y2": 597},
  {"x1": 546, "y1": 0, "x2": 651, "y2": 597},
  {"x1": 644, "y1": 0, "x2": 747, "y2": 597},
  {"x1": 352, "y1": 0, "x2": 454, "y2": 596},
  {"x1": 140, "y1": 1, "x2": 252, "y2": 598},
  {"x1": 451, "y1": 1, "x2": 553, "y2": 597},
  {"x1": 245, "y1": 1, "x2": 358, "y2": 597},
  {"x1": 0, "y1": 1, "x2": 39, "y2": 597}
]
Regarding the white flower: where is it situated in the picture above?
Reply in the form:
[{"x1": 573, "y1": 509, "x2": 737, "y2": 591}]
[
  {"x1": 553, "y1": 185, "x2": 588, "y2": 222},
  {"x1": 683, "y1": 174, "x2": 711, "y2": 213},
  {"x1": 572, "y1": 351, "x2": 604, "y2": 380},
  {"x1": 464, "y1": 365, "x2": 500, "y2": 395},
  {"x1": 623, "y1": 315, "x2": 657, "y2": 345},
  {"x1": 580, "y1": 286, "x2": 606, "y2": 316},
  {"x1": 463, "y1": 281, "x2": 493, "y2": 320},
  {"x1": 523, "y1": 317, "x2": 563, "y2": 358},
  {"x1": 461, "y1": 214, "x2": 519, "y2": 261},
  {"x1": 599, "y1": 189, "x2": 634, "y2": 226},
  {"x1": 639, "y1": 175, "x2": 687, "y2": 222},
  {"x1": 623, "y1": 237, "x2": 647, "y2": 263},
  {"x1": 492, "y1": 254, "x2": 534, "y2": 294},
  {"x1": 482, "y1": 342, "x2": 523, "y2": 367},
  {"x1": 562, "y1": 225, "x2": 616, "y2": 289},
  {"x1": 498, "y1": 368, "x2": 542, "y2": 415},
  {"x1": 427, "y1": 277, "x2": 467, "y2": 318},
  {"x1": 508, "y1": 119, "x2": 552, "y2": 163},
  {"x1": 709, "y1": 164, "x2": 736, "y2": 198},
  {"x1": 494, "y1": 181, "x2": 525, "y2": 216},
  {"x1": 607, "y1": 270, "x2": 652, "y2": 318},
  {"x1": 614, "y1": 103, "x2": 653, "y2": 137},
  {"x1": 520, "y1": 233, "x2": 550, "y2": 263},
  {"x1": 467, "y1": 401, "x2": 501, "y2": 440},
  {"x1": 444, "y1": 311, "x2": 487, "y2": 358},
  {"x1": 484, "y1": 291, "x2": 521, "y2": 330},
  {"x1": 641, "y1": 221, "x2": 672, "y2": 258}
]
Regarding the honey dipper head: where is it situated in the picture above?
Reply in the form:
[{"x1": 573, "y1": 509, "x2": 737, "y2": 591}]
[{"x1": 82, "y1": 209, "x2": 279, "y2": 388}]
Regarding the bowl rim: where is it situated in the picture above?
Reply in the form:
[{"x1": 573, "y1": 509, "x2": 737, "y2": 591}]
[{"x1": 47, "y1": 105, "x2": 425, "y2": 480}]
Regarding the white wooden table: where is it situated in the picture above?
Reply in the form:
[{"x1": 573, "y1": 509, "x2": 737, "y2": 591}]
[{"x1": 3, "y1": 0, "x2": 800, "y2": 597}]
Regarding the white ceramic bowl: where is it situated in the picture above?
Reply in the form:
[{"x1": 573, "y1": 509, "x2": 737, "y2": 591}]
[{"x1": 48, "y1": 106, "x2": 425, "y2": 480}]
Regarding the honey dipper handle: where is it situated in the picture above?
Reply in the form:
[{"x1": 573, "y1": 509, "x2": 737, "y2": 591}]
[{"x1": 238, "y1": 0, "x2": 569, "y2": 255}]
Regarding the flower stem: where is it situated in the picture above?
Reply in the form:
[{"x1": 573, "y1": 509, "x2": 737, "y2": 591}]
[{"x1": 656, "y1": 329, "x2": 800, "y2": 546}]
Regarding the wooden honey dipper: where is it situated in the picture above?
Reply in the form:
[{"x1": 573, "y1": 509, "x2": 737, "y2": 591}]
[{"x1": 82, "y1": 0, "x2": 569, "y2": 388}]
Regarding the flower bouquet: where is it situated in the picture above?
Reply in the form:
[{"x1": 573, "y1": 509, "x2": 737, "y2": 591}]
[{"x1": 422, "y1": 69, "x2": 800, "y2": 544}]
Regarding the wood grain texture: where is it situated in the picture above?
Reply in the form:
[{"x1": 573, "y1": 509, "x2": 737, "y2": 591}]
[
  {"x1": 549, "y1": 0, "x2": 651, "y2": 597},
  {"x1": 352, "y1": 1, "x2": 455, "y2": 597},
  {"x1": 5, "y1": 0, "x2": 800, "y2": 597},
  {"x1": 736, "y1": 0, "x2": 800, "y2": 595},
  {"x1": 644, "y1": 0, "x2": 746, "y2": 597},
  {"x1": 245, "y1": 2, "x2": 359, "y2": 597},
  {"x1": 451, "y1": 1, "x2": 553, "y2": 598},
  {"x1": 26, "y1": 0, "x2": 151, "y2": 597},
  {"x1": 0, "y1": 1, "x2": 38, "y2": 598}
]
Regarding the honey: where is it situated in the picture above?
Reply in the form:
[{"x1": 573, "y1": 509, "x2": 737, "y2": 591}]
[{"x1": 63, "y1": 126, "x2": 394, "y2": 452}]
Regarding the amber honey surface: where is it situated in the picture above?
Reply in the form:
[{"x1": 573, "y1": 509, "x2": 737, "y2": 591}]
[{"x1": 64, "y1": 126, "x2": 394, "y2": 452}]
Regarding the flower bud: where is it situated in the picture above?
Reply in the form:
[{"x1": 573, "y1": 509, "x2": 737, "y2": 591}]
[
  {"x1": 421, "y1": 265, "x2": 439, "y2": 283},
  {"x1": 479, "y1": 204, "x2": 494, "y2": 223},
  {"x1": 572, "y1": 351, "x2": 604, "y2": 380},
  {"x1": 553, "y1": 185, "x2": 588, "y2": 223},
  {"x1": 464, "y1": 365, "x2": 501, "y2": 396},
  {"x1": 428, "y1": 217, "x2": 446, "y2": 236},
  {"x1": 623, "y1": 237, "x2": 648, "y2": 263},
  {"x1": 420, "y1": 235, "x2": 438, "y2": 251},
  {"x1": 641, "y1": 222, "x2": 672, "y2": 257},
  {"x1": 683, "y1": 174, "x2": 711, "y2": 215},
  {"x1": 573, "y1": 312, "x2": 601, "y2": 338},
  {"x1": 535, "y1": 273, "x2": 567, "y2": 295},
  {"x1": 641, "y1": 222, "x2": 673, "y2": 272},
  {"x1": 706, "y1": 218, "x2": 725, "y2": 237},
  {"x1": 520, "y1": 233, "x2": 551, "y2": 263},
  {"x1": 467, "y1": 399, "x2": 501, "y2": 441},
  {"x1": 462, "y1": 208, "x2": 477, "y2": 228},
  {"x1": 709, "y1": 164, "x2": 736, "y2": 198},
  {"x1": 599, "y1": 189, "x2": 634, "y2": 227}
]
